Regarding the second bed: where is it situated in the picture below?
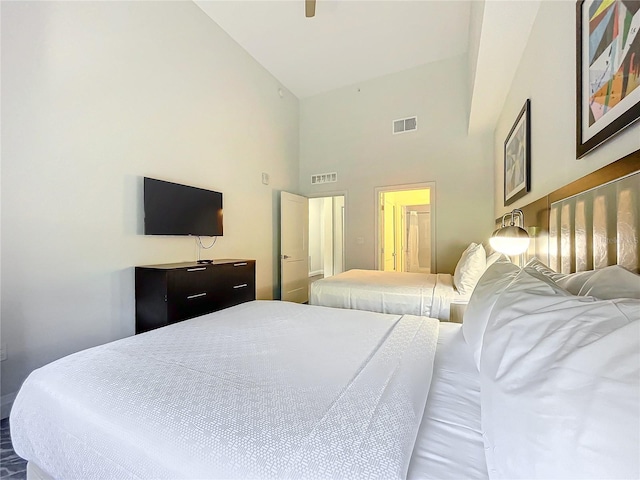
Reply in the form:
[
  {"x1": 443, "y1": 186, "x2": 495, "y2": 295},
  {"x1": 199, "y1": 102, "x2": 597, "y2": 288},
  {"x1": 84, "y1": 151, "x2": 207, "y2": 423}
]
[{"x1": 309, "y1": 269, "x2": 469, "y2": 320}]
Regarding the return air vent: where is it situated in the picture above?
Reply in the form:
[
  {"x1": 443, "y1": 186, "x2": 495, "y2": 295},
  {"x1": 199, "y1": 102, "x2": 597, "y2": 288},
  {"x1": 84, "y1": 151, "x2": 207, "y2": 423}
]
[
  {"x1": 311, "y1": 172, "x2": 337, "y2": 185},
  {"x1": 393, "y1": 116, "x2": 418, "y2": 134}
]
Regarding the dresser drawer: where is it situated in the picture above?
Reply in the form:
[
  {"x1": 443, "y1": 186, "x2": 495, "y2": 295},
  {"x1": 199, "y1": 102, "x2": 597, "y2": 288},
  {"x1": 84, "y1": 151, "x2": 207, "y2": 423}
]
[
  {"x1": 166, "y1": 266, "x2": 218, "y2": 322},
  {"x1": 224, "y1": 261, "x2": 254, "y2": 285},
  {"x1": 216, "y1": 261, "x2": 256, "y2": 308},
  {"x1": 224, "y1": 281, "x2": 255, "y2": 307},
  {"x1": 168, "y1": 266, "x2": 214, "y2": 297},
  {"x1": 168, "y1": 291, "x2": 216, "y2": 323}
]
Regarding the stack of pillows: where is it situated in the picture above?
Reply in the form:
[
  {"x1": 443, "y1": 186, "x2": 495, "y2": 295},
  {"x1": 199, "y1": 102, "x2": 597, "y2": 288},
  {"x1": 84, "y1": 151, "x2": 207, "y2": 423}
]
[
  {"x1": 453, "y1": 243, "x2": 508, "y2": 296},
  {"x1": 461, "y1": 256, "x2": 640, "y2": 479}
]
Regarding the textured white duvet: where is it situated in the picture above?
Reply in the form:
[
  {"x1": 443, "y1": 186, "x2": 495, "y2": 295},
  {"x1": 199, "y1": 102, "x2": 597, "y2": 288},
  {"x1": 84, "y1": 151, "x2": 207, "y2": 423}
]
[
  {"x1": 310, "y1": 270, "x2": 467, "y2": 320},
  {"x1": 11, "y1": 301, "x2": 440, "y2": 480}
]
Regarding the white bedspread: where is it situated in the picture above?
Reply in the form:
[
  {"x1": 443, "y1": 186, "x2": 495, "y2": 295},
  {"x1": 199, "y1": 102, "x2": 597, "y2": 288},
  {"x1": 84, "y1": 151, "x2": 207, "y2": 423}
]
[
  {"x1": 11, "y1": 300, "x2": 440, "y2": 480},
  {"x1": 310, "y1": 270, "x2": 467, "y2": 320}
]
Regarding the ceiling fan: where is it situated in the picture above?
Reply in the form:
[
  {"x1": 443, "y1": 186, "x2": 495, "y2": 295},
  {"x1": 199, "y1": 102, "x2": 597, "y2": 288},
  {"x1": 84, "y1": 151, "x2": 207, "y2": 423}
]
[{"x1": 305, "y1": 0, "x2": 316, "y2": 17}]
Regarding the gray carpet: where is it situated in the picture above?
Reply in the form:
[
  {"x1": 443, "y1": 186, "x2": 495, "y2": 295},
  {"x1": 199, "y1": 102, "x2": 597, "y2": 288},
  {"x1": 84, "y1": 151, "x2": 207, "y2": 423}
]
[{"x1": 0, "y1": 418, "x2": 26, "y2": 480}]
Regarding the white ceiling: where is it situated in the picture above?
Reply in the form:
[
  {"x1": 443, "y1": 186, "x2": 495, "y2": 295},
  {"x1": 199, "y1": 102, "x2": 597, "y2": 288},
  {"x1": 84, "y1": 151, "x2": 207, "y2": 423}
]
[
  {"x1": 194, "y1": 0, "x2": 541, "y2": 131},
  {"x1": 195, "y1": 0, "x2": 472, "y2": 99}
]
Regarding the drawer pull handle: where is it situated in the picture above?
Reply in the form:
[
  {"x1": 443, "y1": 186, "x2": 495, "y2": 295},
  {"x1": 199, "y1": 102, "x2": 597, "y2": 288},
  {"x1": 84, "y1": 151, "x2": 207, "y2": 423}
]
[
  {"x1": 233, "y1": 283, "x2": 248, "y2": 289},
  {"x1": 187, "y1": 293, "x2": 207, "y2": 299},
  {"x1": 233, "y1": 262, "x2": 248, "y2": 267},
  {"x1": 187, "y1": 267, "x2": 207, "y2": 272}
]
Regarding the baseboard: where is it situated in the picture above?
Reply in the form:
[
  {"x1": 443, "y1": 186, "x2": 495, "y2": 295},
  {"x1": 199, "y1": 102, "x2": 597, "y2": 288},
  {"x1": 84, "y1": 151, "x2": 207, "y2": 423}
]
[
  {"x1": 1, "y1": 391, "x2": 17, "y2": 419},
  {"x1": 309, "y1": 270, "x2": 324, "y2": 277}
]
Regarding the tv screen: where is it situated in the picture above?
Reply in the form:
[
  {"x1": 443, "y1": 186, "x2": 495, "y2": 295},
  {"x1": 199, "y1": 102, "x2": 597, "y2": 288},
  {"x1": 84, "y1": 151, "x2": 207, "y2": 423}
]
[{"x1": 144, "y1": 177, "x2": 223, "y2": 236}]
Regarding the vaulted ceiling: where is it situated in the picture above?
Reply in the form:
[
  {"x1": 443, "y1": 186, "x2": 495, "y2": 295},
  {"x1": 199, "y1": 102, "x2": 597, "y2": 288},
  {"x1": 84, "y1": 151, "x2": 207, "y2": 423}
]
[{"x1": 194, "y1": 0, "x2": 541, "y2": 133}]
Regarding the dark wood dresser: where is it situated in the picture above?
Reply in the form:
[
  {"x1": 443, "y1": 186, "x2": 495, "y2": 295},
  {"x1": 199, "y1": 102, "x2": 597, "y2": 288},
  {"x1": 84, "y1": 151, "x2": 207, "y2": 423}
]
[{"x1": 135, "y1": 259, "x2": 256, "y2": 334}]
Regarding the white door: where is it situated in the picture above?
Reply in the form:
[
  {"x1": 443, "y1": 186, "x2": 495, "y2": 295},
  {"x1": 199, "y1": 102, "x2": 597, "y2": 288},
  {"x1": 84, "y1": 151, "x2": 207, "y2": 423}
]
[{"x1": 281, "y1": 191, "x2": 309, "y2": 303}]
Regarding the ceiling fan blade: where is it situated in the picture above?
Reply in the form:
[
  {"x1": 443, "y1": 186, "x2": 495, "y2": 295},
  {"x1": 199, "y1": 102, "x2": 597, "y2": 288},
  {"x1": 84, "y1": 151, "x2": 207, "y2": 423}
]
[{"x1": 305, "y1": 0, "x2": 316, "y2": 17}]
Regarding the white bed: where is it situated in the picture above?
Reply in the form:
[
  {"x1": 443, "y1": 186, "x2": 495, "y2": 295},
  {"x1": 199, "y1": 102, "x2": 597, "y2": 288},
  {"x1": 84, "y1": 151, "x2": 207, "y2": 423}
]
[
  {"x1": 10, "y1": 300, "x2": 488, "y2": 480},
  {"x1": 11, "y1": 270, "x2": 640, "y2": 480},
  {"x1": 309, "y1": 270, "x2": 468, "y2": 320},
  {"x1": 309, "y1": 243, "x2": 494, "y2": 320}
]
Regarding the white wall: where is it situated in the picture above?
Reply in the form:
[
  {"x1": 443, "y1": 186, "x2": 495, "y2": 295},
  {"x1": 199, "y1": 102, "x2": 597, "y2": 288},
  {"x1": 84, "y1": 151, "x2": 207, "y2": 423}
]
[
  {"x1": 299, "y1": 55, "x2": 495, "y2": 274},
  {"x1": 493, "y1": 0, "x2": 640, "y2": 218},
  {"x1": 0, "y1": 1, "x2": 299, "y2": 409}
]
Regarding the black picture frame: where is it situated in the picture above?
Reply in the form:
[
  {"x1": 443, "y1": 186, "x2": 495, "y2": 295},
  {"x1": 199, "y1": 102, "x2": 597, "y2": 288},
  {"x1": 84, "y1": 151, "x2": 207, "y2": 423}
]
[
  {"x1": 576, "y1": 0, "x2": 640, "y2": 159},
  {"x1": 504, "y1": 99, "x2": 531, "y2": 206}
]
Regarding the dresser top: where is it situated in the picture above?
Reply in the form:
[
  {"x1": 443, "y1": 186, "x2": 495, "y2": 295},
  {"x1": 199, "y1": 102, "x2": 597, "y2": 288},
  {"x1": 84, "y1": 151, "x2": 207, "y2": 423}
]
[{"x1": 137, "y1": 259, "x2": 254, "y2": 269}]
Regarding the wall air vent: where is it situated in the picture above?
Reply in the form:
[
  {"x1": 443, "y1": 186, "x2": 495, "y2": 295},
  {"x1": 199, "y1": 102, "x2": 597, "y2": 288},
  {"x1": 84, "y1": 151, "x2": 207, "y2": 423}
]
[
  {"x1": 311, "y1": 172, "x2": 338, "y2": 185},
  {"x1": 393, "y1": 116, "x2": 418, "y2": 134}
]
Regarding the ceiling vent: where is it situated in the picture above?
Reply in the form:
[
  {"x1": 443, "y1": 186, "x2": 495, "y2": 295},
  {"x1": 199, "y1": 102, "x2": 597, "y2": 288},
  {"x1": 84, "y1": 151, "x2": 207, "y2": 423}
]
[
  {"x1": 311, "y1": 172, "x2": 337, "y2": 185},
  {"x1": 393, "y1": 116, "x2": 418, "y2": 134}
]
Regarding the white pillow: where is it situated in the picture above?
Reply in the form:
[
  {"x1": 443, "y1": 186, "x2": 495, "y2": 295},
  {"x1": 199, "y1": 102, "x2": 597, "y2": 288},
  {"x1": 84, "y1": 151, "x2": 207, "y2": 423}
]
[
  {"x1": 555, "y1": 270, "x2": 598, "y2": 294},
  {"x1": 461, "y1": 259, "x2": 520, "y2": 369},
  {"x1": 524, "y1": 257, "x2": 566, "y2": 282},
  {"x1": 453, "y1": 243, "x2": 486, "y2": 295},
  {"x1": 485, "y1": 251, "x2": 508, "y2": 269},
  {"x1": 526, "y1": 258, "x2": 640, "y2": 299},
  {"x1": 576, "y1": 265, "x2": 640, "y2": 299},
  {"x1": 480, "y1": 267, "x2": 640, "y2": 479}
]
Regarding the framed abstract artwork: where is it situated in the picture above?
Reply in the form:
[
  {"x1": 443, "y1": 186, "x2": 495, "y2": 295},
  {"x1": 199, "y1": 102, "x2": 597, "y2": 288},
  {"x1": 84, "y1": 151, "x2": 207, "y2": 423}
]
[
  {"x1": 576, "y1": 0, "x2": 640, "y2": 158},
  {"x1": 504, "y1": 99, "x2": 531, "y2": 206}
]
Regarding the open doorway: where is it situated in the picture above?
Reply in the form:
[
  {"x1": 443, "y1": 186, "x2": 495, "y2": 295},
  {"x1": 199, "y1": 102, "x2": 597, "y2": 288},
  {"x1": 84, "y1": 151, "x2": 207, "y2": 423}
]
[
  {"x1": 308, "y1": 195, "x2": 345, "y2": 282},
  {"x1": 375, "y1": 183, "x2": 435, "y2": 273}
]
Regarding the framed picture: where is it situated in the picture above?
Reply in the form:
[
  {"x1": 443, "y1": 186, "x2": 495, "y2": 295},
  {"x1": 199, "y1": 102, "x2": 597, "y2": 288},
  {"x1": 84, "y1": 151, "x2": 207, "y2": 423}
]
[
  {"x1": 576, "y1": 0, "x2": 640, "y2": 159},
  {"x1": 504, "y1": 99, "x2": 531, "y2": 206}
]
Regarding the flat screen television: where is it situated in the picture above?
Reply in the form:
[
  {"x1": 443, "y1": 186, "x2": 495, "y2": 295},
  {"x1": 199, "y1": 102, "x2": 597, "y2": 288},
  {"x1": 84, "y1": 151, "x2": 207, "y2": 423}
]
[{"x1": 144, "y1": 177, "x2": 223, "y2": 236}]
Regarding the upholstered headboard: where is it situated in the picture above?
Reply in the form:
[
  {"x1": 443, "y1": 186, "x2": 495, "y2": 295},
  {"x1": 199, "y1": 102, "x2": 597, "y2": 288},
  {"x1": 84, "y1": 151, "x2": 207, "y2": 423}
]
[{"x1": 498, "y1": 149, "x2": 640, "y2": 273}]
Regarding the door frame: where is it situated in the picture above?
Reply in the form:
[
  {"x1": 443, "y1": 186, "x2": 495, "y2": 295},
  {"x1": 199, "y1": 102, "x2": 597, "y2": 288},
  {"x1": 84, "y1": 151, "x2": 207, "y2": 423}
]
[
  {"x1": 307, "y1": 190, "x2": 348, "y2": 275},
  {"x1": 374, "y1": 182, "x2": 436, "y2": 272}
]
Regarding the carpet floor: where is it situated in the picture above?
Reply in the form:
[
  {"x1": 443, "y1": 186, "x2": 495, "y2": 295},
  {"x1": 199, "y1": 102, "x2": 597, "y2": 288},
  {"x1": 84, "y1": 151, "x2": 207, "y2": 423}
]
[{"x1": 0, "y1": 418, "x2": 26, "y2": 480}]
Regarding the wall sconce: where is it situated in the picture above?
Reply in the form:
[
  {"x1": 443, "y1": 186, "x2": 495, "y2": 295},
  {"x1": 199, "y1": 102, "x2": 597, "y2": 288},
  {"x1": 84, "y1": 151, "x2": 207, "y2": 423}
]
[{"x1": 490, "y1": 209, "x2": 531, "y2": 255}]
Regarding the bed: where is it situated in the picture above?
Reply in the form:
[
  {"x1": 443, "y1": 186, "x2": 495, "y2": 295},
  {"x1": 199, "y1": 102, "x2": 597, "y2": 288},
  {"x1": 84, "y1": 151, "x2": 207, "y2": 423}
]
[
  {"x1": 309, "y1": 243, "x2": 497, "y2": 320},
  {"x1": 10, "y1": 151, "x2": 640, "y2": 480},
  {"x1": 11, "y1": 275, "x2": 640, "y2": 480},
  {"x1": 11, "y1": 300, "x2": 488, "y2": 480},
  {"x1": 309, "y1": 270, "x2": 465, "y2": 320}
]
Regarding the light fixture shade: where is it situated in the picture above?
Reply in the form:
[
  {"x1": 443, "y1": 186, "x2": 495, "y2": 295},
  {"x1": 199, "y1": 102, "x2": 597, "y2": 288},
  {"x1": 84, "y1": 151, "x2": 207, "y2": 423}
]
[{"x1": 490, "y1": 225, "x2": 530, "y2": 255}]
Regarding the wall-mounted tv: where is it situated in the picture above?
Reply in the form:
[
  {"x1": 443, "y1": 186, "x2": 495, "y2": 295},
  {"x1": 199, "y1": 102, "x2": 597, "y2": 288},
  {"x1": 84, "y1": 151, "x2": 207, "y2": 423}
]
[{"x1": 144, "y1": 177, "x2": 223, "y2": 236}]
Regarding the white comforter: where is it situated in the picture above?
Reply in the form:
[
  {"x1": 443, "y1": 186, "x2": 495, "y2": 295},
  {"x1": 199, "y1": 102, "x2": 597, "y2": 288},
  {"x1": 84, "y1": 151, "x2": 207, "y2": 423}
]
[
  {"x1": 11, "y1": 300, "x2": 440, "y2": 480},
  {"x1": 310, "y1": 270, "x2": 467, "y2": 320}
]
